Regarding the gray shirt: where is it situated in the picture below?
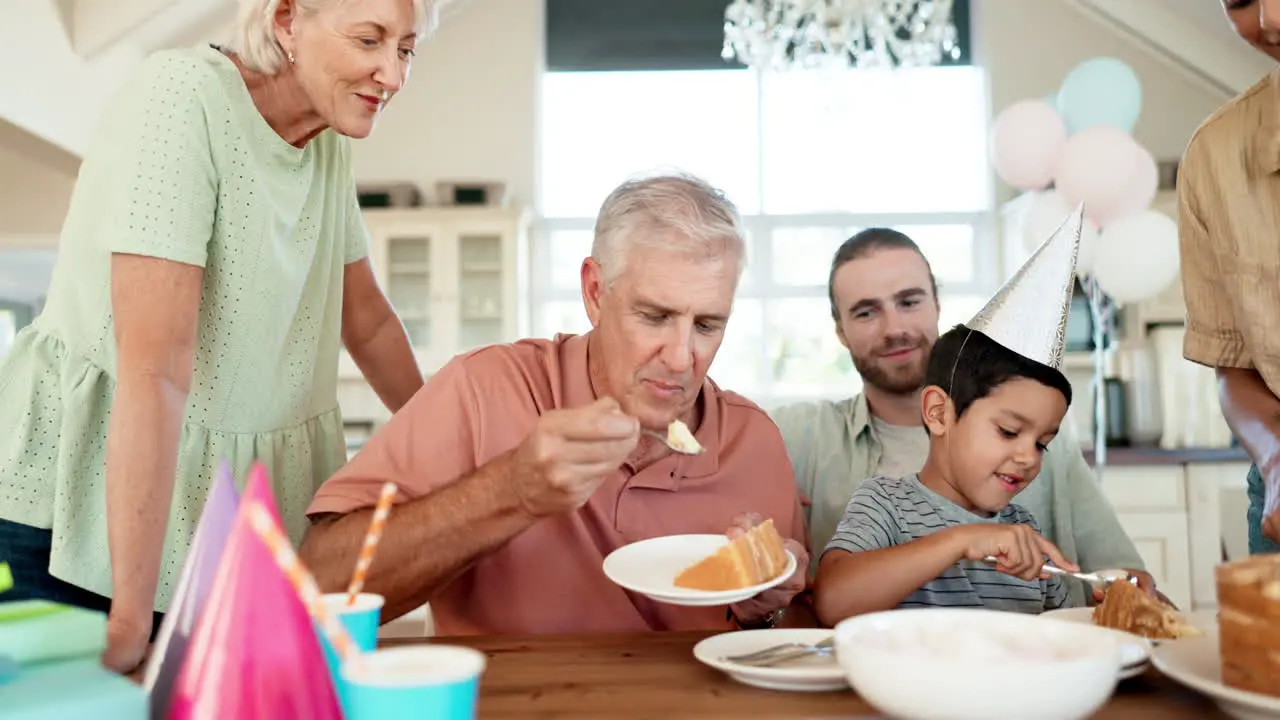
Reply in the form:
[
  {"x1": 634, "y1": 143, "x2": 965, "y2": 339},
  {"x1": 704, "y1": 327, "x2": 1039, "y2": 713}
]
[
  {"x1": 825, "y1": 474, "x2": 1072, "y2": 613},
  {"x1": 870, "y1": 416, "x2": 930, "y2": 479}
]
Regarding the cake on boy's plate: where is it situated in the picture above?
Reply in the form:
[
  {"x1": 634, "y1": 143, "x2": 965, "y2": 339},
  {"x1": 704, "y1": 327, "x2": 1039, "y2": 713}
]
[
  {"x1": 1043, "y1": 582, "x2": 1215, "y2": 645},
  {"x1": 1091, "y1": 578, "x2": 1202, "y2": 641},
  {"x1": 602, "y1": 520, "x2": 795, "y2": 607}
]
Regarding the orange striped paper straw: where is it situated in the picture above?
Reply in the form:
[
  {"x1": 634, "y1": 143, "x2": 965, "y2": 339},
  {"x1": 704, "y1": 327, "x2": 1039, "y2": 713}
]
[
  {"x1": 346, "y1": 482, "x2": 398, "y2": 605},
  {"x1": 245, "y1": 501, "x2": 359, "y2": 663}
]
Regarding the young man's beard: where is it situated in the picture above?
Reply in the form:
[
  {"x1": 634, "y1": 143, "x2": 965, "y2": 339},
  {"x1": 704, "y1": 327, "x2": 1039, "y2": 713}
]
[{"x1": 852, "y1": 339, "x2": 932, "y2": 396}]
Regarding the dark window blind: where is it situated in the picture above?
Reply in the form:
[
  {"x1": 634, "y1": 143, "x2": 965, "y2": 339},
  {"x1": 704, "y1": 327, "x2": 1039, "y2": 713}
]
[{"x1": 546, "y1": 0, "x2": 972, "y2": 72}]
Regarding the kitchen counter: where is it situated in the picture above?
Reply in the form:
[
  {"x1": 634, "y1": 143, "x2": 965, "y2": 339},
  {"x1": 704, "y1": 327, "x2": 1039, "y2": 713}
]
[{"x1": 1082, "y1": 446, "x2": 1249, "y2": 466}]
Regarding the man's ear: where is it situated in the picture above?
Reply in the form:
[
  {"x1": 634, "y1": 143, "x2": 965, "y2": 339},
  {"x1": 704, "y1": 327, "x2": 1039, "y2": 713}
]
[
  {"x1": 920, "y1": 385, "x2": 953, "y2": 437},
  {"x1": 581, "y1": 257, "x2": 605, "y2": 328}
]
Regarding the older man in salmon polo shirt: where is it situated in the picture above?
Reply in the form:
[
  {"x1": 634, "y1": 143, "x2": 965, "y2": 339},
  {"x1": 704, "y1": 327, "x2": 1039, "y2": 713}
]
[{"x1": 299, "y1": 172, "x2": 810, "y2": 636}]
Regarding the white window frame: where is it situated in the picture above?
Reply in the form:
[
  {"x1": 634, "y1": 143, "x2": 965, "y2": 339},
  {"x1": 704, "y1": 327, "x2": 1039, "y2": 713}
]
[{"x1": 531, "y1": 67, "x2": 999, "y2": 409}]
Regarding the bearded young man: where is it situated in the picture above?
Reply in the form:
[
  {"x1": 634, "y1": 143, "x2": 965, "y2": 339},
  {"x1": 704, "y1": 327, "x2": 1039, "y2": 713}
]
[{"x1": 770, "y1": 228, "x2": 1155, "y2": 607}]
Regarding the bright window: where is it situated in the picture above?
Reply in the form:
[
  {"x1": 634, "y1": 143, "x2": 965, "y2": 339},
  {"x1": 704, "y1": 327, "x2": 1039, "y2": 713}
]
[
  {"x1": 535, "y1": 66, "x2": 994, "y2": 409},
  {"x1": 759, "y1": 67, "x2": 991, "y2": 215},
  {"x1": 0, "y1": 309, "x2": 14, "y2": 358},
  {"x1": 540, "y1": 70, "x2": 761, "y2": 217}
]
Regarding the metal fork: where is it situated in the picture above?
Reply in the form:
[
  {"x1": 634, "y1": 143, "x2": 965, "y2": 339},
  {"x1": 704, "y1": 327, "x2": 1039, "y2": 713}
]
[
  {"x1": 980, "y1": 557, "x2": 1135, "y2": 587},
  {"x1": 722, "y1": 637, "x2": 835, "y2": 667},
  {"x1": 642, "y1": 429, "x2": 702, "y2": 455}
]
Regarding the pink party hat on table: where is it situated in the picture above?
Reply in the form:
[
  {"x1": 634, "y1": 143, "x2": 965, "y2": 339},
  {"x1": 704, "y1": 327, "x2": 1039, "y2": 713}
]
[
  {"x1": 168, "y1": 462, "x2": 342, "y2": 720},
  {"x1": 144, "y1": 462, "x2": 241, "y2": 719}
]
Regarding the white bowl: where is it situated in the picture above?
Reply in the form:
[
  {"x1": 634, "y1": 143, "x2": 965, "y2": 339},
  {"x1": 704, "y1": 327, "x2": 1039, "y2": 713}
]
[{"x1": 834, "y1": 608, "x2": 1124, "y2": 720}]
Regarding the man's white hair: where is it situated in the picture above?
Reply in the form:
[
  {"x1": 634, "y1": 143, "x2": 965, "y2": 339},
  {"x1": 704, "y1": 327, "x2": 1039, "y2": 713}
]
[
  {"x1": 591, "y1": 171, "x2": 747, "y2": 287},
  {"x1": 227, "y1": 0, "x2": 439, "y2": 75}
]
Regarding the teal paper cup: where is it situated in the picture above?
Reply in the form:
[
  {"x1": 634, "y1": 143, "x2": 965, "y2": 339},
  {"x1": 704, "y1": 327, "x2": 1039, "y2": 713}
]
[
  {"x1": 341, "y1": 645, "x2": 487, "y2": 720},
  {"x1": 318, "y1": 592, "x2": 384, "y2": 712}
]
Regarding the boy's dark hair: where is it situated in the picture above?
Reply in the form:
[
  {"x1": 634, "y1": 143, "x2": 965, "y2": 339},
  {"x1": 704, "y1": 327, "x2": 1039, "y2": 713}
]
[
  {"x1": 925, "y1": 324, "x2": 1073, "y2": 418},
  {"x1": 828, "y1": 228, "x2": 939, "y2": 321}
]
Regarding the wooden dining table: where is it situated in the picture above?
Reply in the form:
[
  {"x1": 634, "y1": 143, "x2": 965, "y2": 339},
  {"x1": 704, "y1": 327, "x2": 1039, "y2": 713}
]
[{"x1": 386, "y1": 630, "x2": 1229, "y2": 719}]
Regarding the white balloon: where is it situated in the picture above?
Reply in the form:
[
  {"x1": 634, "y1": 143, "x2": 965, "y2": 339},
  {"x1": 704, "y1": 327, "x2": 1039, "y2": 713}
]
[
  {"x1": 1020, "y1": 189, "x2": 1099, "y2": 276},
  {"x1": 1075, "y1": 222, "x2": 1101, "y2": 278},
  {"x1": 1092, "y1": 210, "x2": 1180, "y2": 304},
  {"x1": 1021, "y1": 190, "x2": 1069, "y2": 253}
]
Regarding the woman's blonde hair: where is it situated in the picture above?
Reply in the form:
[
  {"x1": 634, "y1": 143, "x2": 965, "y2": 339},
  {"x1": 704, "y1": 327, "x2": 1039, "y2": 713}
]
[{"x1": 227, "y1": 0, "x2": 439, "y2": 75}]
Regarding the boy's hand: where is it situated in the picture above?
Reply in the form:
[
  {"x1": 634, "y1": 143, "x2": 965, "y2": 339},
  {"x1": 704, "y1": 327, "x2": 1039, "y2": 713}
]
[{"x1": 950, "y1": 524, "x2": 1078, "y2": 581}]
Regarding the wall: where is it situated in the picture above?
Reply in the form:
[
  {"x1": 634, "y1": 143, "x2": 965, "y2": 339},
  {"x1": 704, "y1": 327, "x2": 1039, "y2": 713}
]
[
  {"x1": 351, "y1": 0, "x2": 545, "y2": 210},
  {"x1": 0, "y1": 121, "x2": 78, "y2": 246}
]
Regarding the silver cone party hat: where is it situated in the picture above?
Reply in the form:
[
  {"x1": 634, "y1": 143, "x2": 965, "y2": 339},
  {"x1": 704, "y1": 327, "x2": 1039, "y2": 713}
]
[{"x1": 964, "y1": 203, "x2": 1084, "y2": 370}]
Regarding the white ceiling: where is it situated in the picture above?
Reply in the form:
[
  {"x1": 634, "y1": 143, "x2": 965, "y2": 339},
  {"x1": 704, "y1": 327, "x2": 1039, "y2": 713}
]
[{"x1": 1164, "y1": 0, "x2": 1239, "y2": 43}]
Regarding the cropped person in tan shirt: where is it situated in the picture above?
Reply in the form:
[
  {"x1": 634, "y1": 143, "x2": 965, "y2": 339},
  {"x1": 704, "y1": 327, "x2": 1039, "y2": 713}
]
[
  {"x1": 1178, "y1": 0, "x2": 1280, "y2": 554},
  {"x1": 299, "y1": 172, "x2": 812, "y2": 634}
]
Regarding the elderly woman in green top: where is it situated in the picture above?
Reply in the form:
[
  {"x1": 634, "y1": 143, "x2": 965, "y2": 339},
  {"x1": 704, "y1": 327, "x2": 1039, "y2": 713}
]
[{"x1": 0, "y1": 0, "x2": 435, "y2": 672}]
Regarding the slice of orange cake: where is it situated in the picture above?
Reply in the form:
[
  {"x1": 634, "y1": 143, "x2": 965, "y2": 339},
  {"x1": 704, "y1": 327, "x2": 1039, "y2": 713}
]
[
  {"x1": 1091, "y1": 578, "x2": 1200, "y2": 640},
  {"x1": 674, "y1": 519, "x2": 788, "y2": 591}
]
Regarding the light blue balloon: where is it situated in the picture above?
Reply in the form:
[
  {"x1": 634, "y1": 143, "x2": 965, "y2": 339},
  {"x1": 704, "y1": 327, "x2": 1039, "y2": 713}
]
[{"x1": 1055, "y1": 57, "x2": 1142, "y2": 134}]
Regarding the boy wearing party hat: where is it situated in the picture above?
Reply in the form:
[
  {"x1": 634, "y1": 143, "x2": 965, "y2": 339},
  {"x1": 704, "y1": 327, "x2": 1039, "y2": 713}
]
[{"x1": 812, "y1": 206, "x2": 1086, "y2": 626}]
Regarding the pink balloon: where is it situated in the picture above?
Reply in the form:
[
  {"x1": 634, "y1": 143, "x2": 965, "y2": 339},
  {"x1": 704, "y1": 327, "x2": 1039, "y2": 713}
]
[
  {"x1": 990, "y1": 99, "x2": 1068, "y2": 191},
  {"x1": 1052, "y1": 125, "x2": 1142, "y2": 227},
  {"x1": 1097, "y1": 144, "x2": 1158, "y2": 228}
]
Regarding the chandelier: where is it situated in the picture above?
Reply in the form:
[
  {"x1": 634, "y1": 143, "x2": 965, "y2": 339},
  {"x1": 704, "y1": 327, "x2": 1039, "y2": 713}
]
[{"x1": 722, "y1": 0, "x2": 961, "y2": 71}]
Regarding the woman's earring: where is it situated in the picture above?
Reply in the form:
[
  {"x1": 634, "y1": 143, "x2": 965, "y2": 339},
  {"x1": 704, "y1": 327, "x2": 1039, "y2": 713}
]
[{"x1": 288, "y1": 51, "x2": 296, "y2": 64}]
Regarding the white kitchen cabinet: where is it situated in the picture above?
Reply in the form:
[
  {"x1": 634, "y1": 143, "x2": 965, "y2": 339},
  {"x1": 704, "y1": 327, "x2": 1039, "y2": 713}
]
[
  {"x1": 337, "y1": 206, "x2": 533, "y2": 382},
  {"x1": 1185, "y1": 462, "x2": 1253, "y2": 610},
  {"x1": 1097, "y1": 465, "x2": 1193, "y2": 611}
]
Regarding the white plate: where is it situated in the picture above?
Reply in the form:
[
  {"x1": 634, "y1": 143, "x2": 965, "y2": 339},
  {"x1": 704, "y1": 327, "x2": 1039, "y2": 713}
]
[
  {"x1": 1039, "y1": 610, "x2": 1154, "y2": 678},
  {"x1": 692, "y1": 629, "x2": 848, "y2": 692},
  {"x1": 1152, "y1": 633, "x2": 1280, "y2": 720},
  {"x1": 1041, "y1": 606, "x2": 1218, "y2": 643},
  {"x1": 602, "y1": 534, "x2": 796, "y2": 606}
]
